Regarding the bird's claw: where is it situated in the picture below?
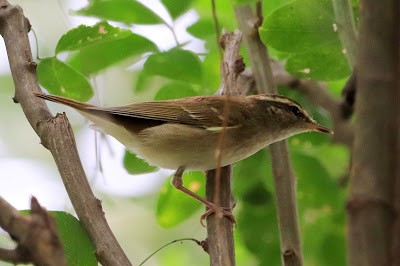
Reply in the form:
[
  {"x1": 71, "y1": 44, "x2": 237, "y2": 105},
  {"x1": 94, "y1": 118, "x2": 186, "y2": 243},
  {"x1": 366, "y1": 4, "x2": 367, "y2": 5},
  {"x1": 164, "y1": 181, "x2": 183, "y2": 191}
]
[{"x1": 200, "y1": 204, "x2": 236, "y2": 227}]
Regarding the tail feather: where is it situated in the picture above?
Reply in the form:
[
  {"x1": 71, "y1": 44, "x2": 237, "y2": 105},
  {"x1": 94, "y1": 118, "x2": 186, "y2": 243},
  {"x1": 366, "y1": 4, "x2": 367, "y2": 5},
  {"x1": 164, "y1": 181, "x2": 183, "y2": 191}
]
[{"x1": 34, "y1": 92, "x2": 95, "y2": 111}]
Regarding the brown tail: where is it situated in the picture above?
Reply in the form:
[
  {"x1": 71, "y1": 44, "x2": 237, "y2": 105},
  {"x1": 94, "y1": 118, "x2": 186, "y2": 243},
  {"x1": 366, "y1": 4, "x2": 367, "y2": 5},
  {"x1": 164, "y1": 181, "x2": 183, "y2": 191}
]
[{"x1": 34, "y1": 92, "x2": 95, "y2": 111}]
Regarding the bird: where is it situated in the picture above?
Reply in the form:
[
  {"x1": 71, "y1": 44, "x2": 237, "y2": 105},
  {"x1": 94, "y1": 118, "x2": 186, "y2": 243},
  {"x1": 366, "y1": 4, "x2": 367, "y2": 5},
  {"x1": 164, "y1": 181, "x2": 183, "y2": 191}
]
[{"x1": 35, "y1": 92, "x2": 333, "y2": 225}]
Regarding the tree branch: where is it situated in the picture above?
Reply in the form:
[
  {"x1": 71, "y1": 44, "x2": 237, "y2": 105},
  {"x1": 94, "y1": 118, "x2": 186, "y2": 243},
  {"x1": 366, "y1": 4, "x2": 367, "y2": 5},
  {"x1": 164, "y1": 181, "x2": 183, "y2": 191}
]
[
  {"x1": 0, "y1": 196, "x2": 66, "y2": 265},
  {"x1": 205, "y1": 30, "x2": 243, "y2": 266},
  {"x1": 331, "y1": 0, "x2": 358, "y2": 67},
  {"x1": 0, "y1": 2, "x2": 130, "y2": 265},
  {"x1": 348, "y1": 0, "x2": 399, "y2": 265},
  {"x1": 234, "y1": 5, "x2": 303, "y2": 265}
]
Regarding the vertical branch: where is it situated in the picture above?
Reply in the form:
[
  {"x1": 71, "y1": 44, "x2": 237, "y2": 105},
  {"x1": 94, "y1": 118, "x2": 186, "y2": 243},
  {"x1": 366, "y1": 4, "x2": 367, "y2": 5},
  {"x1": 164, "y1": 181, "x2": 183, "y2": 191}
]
[
  {"x1": 206, "y1": 166, "x2": 235, "y2": 266},
  {"x1": 206, "y1": 31, "x2": 243, "y2": 266},
  {"x1": 0, "y1": 2, "x2": 130, "y2": 265},
  {"x1": 234, "y1": 4, "x2": 303, "y2": 265},
  {"x1": 348, "y1": 0, "x2": 399, "y2": 265},
  {"x1": 211, "y1": 0, "x2": 223, "y2": 61},
  {"x1": 331, "y1": 0, "x2": 358, "y2": 67}
]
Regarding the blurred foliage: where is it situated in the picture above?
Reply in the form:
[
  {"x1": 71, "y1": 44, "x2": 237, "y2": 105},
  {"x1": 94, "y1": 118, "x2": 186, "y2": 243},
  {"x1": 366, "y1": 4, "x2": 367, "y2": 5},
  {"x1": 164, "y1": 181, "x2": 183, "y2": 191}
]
[
  {"x1": 156, "y1": 171, "x2": 205, "y2": 228},
  {"x1": 30, "y1": 0, "x2": 354, "y2": 265}
]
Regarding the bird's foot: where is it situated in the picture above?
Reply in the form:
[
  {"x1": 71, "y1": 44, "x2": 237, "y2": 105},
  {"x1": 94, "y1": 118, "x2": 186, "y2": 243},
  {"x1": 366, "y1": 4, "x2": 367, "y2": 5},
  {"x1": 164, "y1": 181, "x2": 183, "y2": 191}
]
[{"x1": 200, "y1": 203, "x2": 236, "y2": 227}]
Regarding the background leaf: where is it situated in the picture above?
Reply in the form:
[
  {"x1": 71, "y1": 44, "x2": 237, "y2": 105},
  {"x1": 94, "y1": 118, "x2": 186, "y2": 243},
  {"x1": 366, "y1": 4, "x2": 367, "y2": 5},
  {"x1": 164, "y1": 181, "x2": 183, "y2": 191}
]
[
  {"x1": 75, "y1": 0, "x2": 163, "y2": 24},
  {"x1": 161, "y1": 0, "x2": 194, "y2": 19},
  {"x1": 123, "y1": 150, "x2": 158, "y2": 174},
  {"x1": 37, "y1": 57, "x2": 93, "y2": 101},
  {"x1": 52, "y1": 212, "x2": 97, "y2": 266},
  {"x1": 156, "y1": 171, "x2": 204, "y2": 227},
  {"x1": 144, "y1": 48, "x2": 203, "y2": 85},
  {"x1": 154, "y1": 81, "x2": 198, "y2": 100},
  {"x1": 56, "y1": 21, "x2": 157, "y2": 75}
]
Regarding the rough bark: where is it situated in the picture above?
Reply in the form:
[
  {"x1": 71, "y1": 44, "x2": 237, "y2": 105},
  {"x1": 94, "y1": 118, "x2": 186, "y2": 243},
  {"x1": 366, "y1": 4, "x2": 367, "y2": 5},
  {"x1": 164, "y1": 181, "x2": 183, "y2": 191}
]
[{"x1": 347, "y1": 0, "x2": 400, "y2": 265}]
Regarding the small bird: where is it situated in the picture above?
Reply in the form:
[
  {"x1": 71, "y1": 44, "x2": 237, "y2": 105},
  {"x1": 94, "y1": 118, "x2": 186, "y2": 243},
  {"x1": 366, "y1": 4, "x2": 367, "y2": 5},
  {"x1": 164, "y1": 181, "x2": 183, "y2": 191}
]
[{"x1": 35, "y1": 92, "x2": 332, "y2": 225}]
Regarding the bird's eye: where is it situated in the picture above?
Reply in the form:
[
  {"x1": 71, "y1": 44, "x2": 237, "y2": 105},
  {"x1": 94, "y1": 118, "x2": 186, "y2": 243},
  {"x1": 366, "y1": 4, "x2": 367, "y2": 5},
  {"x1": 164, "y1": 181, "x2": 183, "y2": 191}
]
[{"x1": 290, "y1": 106, "x2": 301, "y2": 117}]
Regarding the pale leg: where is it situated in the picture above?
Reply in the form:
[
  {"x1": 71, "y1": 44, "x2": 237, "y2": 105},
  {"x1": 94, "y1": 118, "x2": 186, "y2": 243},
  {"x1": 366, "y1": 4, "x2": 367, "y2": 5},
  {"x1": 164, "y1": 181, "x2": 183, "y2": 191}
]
[{"x1": 171, "y1": 166, "x2": 236, "y2": 227}]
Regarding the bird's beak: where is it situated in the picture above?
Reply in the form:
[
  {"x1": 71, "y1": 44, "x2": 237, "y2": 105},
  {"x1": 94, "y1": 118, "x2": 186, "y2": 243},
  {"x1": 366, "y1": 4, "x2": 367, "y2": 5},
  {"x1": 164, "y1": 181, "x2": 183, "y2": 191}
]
[{"x1": 308, "y1": 123, "x2": 334, "y2": 134}]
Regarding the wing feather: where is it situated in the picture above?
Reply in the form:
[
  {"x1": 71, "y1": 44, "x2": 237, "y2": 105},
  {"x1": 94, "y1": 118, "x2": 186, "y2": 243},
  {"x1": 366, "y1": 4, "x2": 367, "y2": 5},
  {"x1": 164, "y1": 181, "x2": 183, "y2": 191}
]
[{"x1": 91, "y1": 96, "x2": 249, "y2": 129}]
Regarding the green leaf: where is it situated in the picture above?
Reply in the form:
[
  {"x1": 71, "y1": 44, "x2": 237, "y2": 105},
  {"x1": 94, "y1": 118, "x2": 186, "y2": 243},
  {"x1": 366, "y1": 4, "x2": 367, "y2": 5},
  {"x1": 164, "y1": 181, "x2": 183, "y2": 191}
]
[
  {"x1": 123, "y1": 150, "x2": 158, "y2": 174},
  {"x1": 292, "y1": 150, "x2": 340, "y2": 209},
  {"x1": 260, "y1": 0, "x2": 337, "y2": 53},
  {"x1": 20, "y1": 211, "x2": 97, "y2": 266},
  {"x1": 192, "y1": 0, "x2": 236, "y2": 33},
  {"x1": 56, "y1": 21, "x2": 131, "y2": 53},
  {"x1": 65, "y1": 53, "x2": 84, "y2": 75},
  {"x1": 292, "y1": 143, "x2": 349, "y2": 180},
  {"x1": 52, "y1": 212, "x2": 97, "y2": 266},
  {"x1": 318, "y1": 232, "x2": 346, "y2": 266},
  {"x1": 233, "y1": 0, "x2": 260, "y2": 5},
  {"x1": 75, "y1": 0, "x2": 162, "y2": 24},
  {"x1": 262, "y1": 0, "x2": 295, "y2": 17},
  {"x1": 187, "y1": 19, "x2": 214, "y2": 40},
  {"x1": 327, "y1": 77, "x2": 349, "y2": 97},
  {"x1": 233, "y1": 149, "x2": 271, "y2": 198},
  {"x1": 201, "y1": 50, "x2": 221, "y2": 92},
  {"x1": 37, "y1": 57, "x2": 93, "y2": 101},
  {"x1": 259, "y1": 0, "x2": 351, "y2": 80},
  {"x1": 156, "y1": 171, "x2": 204, "y2": 227},
  {"x1": 56, "y1": 22, "x2": 157, "y2": 75},
  {"x1": 285, "y1": 45, "x2": 351, "y2": 80},
  {"x1": 144, "y1": 48, "x2": 203, "y2": 85},
  {"x1": 237, "y1": 201, "x2": 281, "y2": 265},
  {"x1": 154, "y1": 81, "x2": 198, "y2": 100},
  {"x1": 161, "y1": 0, "x2": 194, "y2": 19}
]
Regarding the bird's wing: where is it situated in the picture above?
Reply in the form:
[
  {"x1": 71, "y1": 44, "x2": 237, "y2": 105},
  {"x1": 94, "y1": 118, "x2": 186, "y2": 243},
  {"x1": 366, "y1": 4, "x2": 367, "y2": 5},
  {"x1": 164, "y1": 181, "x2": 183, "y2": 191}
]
[{"x1": 94, "y1": 96, "x2": 248, "y2": 130}]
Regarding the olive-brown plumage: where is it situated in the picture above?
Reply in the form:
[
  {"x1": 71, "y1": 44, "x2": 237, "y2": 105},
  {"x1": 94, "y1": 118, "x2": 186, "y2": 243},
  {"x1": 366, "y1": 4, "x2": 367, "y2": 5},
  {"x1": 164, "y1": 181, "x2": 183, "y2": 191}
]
[{"x1": 35, "y1": 92, "x2": 332, "y2": 225}]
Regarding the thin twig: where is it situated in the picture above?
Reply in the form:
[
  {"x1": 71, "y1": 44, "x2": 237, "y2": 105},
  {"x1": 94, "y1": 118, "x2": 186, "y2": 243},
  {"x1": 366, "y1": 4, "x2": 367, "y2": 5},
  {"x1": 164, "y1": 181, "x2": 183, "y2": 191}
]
[
  {"x1": 211, "y1": 0, "x2": 223, "y2": 61},
  {"x1": 139, "y1": 238, "x2": 205, "y2": 266}
]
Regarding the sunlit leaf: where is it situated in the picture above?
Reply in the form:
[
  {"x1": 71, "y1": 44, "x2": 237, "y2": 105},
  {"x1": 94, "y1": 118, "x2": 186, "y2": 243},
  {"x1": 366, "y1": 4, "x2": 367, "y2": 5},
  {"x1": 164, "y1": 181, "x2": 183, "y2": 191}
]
[
  {"x1": 154, "y1": 81, "x2": 198, "y2": 100},
  {"x1": 37, "y1": 57, "x2": 93, "y2": 101},
  {"x1": 187, "y1": 19, "x2": 214, "y2": 40},
  {"x1": 123, "y1": 150, "x2": 158, "y2": 174},
  {"x1": 285, "y1": 46, "x2": 350, "y2": 80},
  {"x1": 161, "y1": 0, "x2": 194, "y2": 19},
  {"x1": 75, "y1": 0, "x2": 162, "y2": 24},
  {"x1": 56, "y1": 21, "x2": 157, "y2": 75},
  {"x1": 144, "y1": 48, "x2": 203, "y2": 85},
  {"x1": 233, "y1": 0, "x2": 259, "y2": 5}
]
